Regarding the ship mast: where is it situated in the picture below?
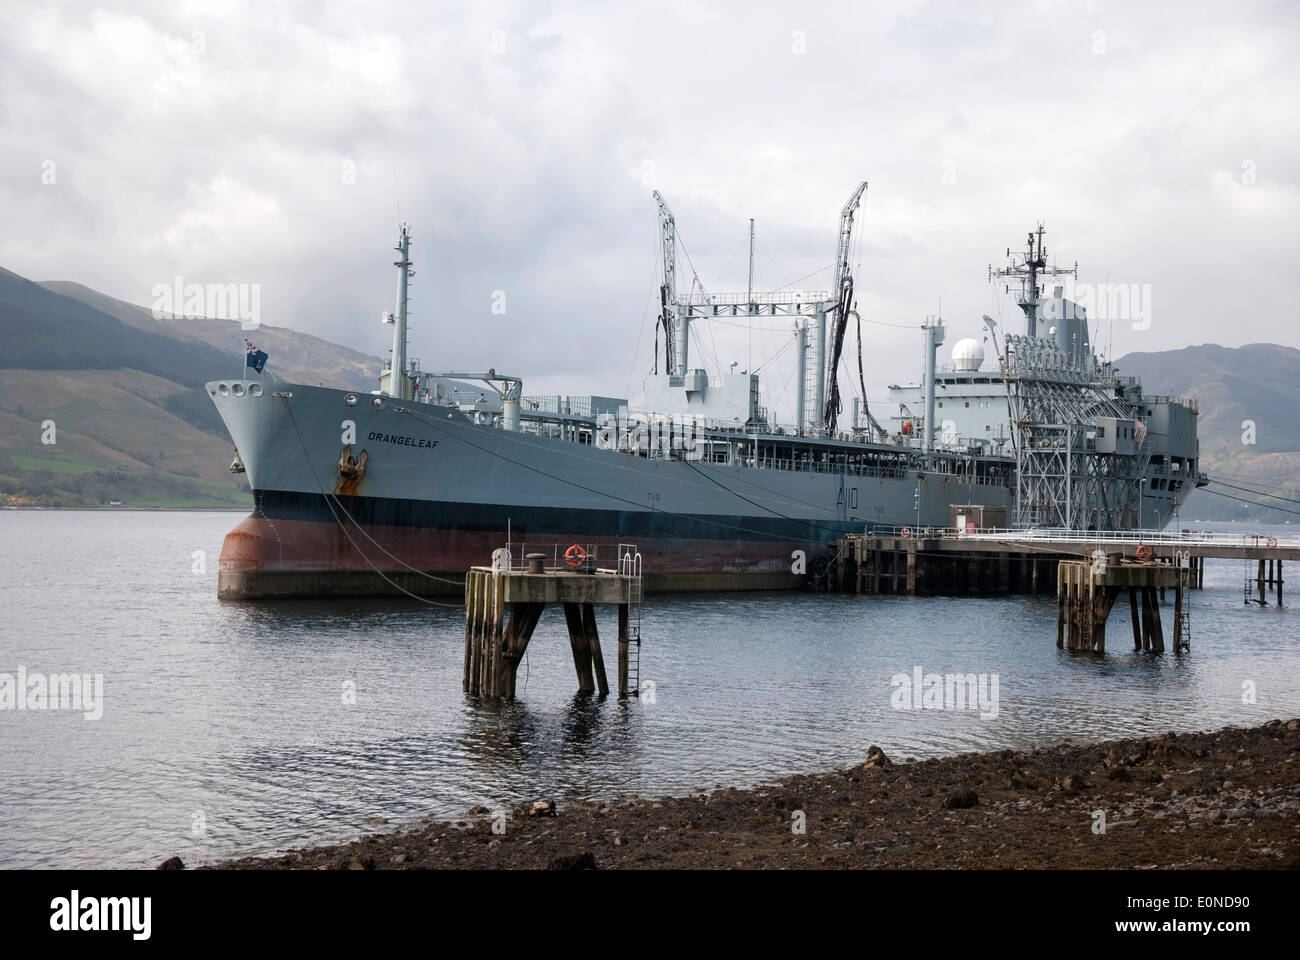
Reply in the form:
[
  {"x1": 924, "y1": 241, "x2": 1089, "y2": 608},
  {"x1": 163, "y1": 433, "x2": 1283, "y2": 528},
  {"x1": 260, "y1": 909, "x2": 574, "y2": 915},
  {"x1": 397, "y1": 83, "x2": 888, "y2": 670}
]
[
  {"x1": 989, "y1": 223, "x2": 1076, "y2": 337},
  {"x1": 388, "y1": 224, "x2": 414, "y2": 400},
  {"x1": 747, "y1": 218, "x2": 756, "y2": 310},
  {"x1": 747, "y1": 217, "x2": 755, "y2": 370}
]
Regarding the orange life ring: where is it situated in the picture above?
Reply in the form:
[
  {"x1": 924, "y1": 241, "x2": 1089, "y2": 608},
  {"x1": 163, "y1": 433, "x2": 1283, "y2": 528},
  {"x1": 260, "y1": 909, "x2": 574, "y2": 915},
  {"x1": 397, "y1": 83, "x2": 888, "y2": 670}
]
[
  {"x1": 564, "y1": 544, "x2": 588, "y2": 569},
  {"x1": 900, "y1": 526, "x2": 912, "y2": 539},
  {"x1": 1267, "y1": 536, "x2": 1279, "y2": 548},
  {"x1": 1135, "y1": 544, "x2": 1153, "y2": 563}
]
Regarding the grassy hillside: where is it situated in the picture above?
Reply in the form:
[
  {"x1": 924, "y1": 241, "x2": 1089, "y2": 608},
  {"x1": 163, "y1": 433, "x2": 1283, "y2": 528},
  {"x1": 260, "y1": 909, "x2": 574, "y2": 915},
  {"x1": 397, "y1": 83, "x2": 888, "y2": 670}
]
[
  {"x1": 0, "y1": 268, "x2": 383, "y2": 508},
  {"x1": 0, "y1": 369, "x2": 250, "y2": 507},
  {"x1": 39, "y1": 280, "x2": 382, "y2": 390},
  {"x1": 1116, "y1": 343, "x2": 1300, "y2": 523}
]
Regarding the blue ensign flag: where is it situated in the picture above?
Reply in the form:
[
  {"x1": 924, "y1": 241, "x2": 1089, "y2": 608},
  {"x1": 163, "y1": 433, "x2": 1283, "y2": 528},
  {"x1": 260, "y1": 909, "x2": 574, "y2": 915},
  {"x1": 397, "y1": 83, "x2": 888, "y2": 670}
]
[{"x1": 245, "y1": 341, "x2": 268, "y2": 374}]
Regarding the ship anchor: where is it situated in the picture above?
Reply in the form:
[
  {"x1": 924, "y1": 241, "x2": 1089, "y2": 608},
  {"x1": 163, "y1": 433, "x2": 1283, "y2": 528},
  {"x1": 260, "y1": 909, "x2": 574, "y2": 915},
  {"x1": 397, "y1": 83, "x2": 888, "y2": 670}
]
[{"x1": 335, "y1": 445, "x2": 368, "y2": 496}]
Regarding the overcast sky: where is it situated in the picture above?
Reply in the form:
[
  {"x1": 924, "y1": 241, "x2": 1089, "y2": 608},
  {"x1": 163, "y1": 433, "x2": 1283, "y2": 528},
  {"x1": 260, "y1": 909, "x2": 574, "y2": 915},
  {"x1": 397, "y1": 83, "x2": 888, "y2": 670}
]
[{"x1": 2, "y1": 0, "x2": 1296, "y2": 424}]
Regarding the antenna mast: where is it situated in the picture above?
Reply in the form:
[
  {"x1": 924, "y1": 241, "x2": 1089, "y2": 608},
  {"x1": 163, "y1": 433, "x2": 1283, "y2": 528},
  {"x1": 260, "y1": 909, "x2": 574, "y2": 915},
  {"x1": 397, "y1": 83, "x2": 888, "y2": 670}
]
[
  {"x1": 388, "y1": 224, "x2": 413, "y2": 400},
  {"x1": 748, "y1": 217, "x2": 756, "y2": 369},
  {"x1": 989, "y1": 222, "x2": 1076, "y2": 337},
  {"x1": 747, "y1": 218, "x2": 756, "y2": 309}
]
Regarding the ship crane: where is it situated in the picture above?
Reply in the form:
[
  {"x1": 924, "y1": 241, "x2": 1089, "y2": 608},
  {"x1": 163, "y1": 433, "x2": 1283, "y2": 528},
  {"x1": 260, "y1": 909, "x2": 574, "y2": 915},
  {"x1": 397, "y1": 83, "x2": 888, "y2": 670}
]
[
  {"x1": 653, "y1": 191, "x2": 679, "y2": 375},
  {"x1": 819, "y1": 181, "x2": 867, "y2": 435},
  {"x1": 652, "y1": 182, "x2": 875, "y2": 437}
]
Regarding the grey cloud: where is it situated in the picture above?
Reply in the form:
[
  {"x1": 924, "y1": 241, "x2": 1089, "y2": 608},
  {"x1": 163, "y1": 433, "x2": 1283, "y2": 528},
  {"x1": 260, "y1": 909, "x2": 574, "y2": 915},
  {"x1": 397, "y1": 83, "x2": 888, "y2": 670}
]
[{"x1": 1, "y1": 0, "x2": 1296, "y2": 423}]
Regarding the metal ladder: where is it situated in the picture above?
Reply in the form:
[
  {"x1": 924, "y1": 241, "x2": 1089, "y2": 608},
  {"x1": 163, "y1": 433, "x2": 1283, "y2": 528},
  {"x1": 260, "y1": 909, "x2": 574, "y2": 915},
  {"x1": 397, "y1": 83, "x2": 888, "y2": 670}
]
[
  {"x1": 1243, "y1": 556, "x2": 1257, "y2": 605},
  {"x1": 1178, "y1": 553, "x2": 1192, "y2": 650},
  {"x1": 619, "y1": 544, "x2": 643, "y2": 695}
]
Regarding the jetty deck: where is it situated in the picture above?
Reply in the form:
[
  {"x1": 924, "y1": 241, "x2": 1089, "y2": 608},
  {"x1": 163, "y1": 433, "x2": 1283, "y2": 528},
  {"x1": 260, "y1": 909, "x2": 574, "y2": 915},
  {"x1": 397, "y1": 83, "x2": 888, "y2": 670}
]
[{"x1": 821, "y1": 528, "x2": 1292, "y2": 607}]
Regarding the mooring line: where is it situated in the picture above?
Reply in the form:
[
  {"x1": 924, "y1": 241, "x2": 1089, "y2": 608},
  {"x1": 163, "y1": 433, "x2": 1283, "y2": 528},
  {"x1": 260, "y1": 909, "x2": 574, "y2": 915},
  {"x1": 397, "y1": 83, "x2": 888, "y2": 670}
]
[
  {"x1": 278, "y1": 399, "x2": 465, "y2": 586},
  {"x1": 277, "y1": 397, "x2": 463, "y2": 607}
]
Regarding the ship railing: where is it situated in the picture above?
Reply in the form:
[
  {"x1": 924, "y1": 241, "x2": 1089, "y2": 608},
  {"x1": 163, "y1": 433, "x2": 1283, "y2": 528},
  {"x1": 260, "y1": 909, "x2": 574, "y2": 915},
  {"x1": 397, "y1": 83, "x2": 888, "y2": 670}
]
[
  {"x1": 918, "y1": 527, "x2": 1300, "y2": 548},
  {"x1": 493, "y1": 542, "x2": 605, "y2": 572},
  {"x1": 522, "y1": 395, "x2": 596, "y2": 418},
  {"x1": 1141, "y1": 394, "x2": 1200, "y2": 414},
  {"x1": 612, "y1": 436, "x2": 1012, "y2": 486},
  {"x1": 744, "y1": 456, "x2": 1011, "y2": 486},
  {"x1": 677, "y1": 290, "x2": 830, "y2": 306}
]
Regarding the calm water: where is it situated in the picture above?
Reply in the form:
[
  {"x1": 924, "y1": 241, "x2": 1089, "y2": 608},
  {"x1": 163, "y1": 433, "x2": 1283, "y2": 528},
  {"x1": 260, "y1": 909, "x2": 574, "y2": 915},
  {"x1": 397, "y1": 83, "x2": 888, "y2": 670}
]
[{"x1": 1, "y1": 510, "x2": 1297, "y2": 868}]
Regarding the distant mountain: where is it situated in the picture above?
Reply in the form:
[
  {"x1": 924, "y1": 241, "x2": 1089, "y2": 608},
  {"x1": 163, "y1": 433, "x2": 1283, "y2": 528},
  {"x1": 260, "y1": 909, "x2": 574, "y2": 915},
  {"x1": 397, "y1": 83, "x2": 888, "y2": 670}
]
[
  {"x1": 0, "y1": 267, "x2": 382, "y2": 508},
  {"x1": 1116, "y1": 343, "x2": 1300, "y2": 523},
  {"x1": 39, "y1": 281, "x2": 381, "y2": 391}
]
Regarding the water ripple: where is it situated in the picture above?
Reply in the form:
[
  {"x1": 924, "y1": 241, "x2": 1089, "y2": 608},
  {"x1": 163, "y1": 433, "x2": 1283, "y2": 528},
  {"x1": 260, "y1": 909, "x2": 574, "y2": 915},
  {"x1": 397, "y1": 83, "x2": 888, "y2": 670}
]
[{"x1": 1, "y1": 510, "x2": 1297, "y2": 867}]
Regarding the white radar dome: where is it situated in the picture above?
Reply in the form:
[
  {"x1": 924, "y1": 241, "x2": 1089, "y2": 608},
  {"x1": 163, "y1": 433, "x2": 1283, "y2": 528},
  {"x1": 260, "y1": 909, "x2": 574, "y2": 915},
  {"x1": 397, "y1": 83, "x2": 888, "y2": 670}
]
[{"x1": 951, "y1": 338, "x2": 985, "y2": 372}]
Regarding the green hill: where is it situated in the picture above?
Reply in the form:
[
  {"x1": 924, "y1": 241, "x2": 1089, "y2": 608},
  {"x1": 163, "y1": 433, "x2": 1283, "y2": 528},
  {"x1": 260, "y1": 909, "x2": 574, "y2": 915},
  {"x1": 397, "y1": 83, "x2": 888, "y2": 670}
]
[
  {"x1": 0, "y1": 268, "x2": 382, "y2": 508},
  {"x1": 1116, "y1": 343, "x2": 1300, "y2": 523}
]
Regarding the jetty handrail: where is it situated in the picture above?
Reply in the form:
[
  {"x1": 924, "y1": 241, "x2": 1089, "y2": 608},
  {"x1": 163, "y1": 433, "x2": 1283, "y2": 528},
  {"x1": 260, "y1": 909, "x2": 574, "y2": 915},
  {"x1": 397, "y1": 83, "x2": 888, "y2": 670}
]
[
  {"x1": 497, "y1": 541, "x2": 602, "y2": 572},
  {"x1": 868, "y1": 525, "x2": 1300, "y2": 549}
]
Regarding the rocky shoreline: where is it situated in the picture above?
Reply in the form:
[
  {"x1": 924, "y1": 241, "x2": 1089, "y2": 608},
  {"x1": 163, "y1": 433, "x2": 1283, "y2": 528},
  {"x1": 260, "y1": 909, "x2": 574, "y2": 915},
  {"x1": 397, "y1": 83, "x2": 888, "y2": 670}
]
[{"x1": 206, "y1": 719, "x2": 1300, "y2": 870}]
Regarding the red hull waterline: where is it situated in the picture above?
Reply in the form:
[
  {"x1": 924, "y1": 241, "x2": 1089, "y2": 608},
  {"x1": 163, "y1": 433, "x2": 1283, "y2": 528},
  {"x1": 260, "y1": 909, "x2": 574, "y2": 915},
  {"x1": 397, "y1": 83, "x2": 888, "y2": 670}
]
[{"x1": 217, "y1": 515, "x2": 808, "y2": 600}]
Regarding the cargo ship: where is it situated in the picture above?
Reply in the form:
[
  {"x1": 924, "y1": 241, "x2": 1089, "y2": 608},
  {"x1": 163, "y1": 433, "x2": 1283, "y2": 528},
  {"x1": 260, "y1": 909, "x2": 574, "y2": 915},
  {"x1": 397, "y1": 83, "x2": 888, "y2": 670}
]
[{"x1": 209, "y1": 184, "x2": 1202, "y2": 598}]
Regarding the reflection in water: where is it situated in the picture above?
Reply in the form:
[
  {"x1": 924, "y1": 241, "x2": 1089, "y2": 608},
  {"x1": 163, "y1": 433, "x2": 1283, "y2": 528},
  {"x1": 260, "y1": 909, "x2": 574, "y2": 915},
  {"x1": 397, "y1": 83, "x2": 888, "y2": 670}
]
[
  {"x1": 558, "y1": 694, "x2": 606, "y2": 754},
  {"x1": 0, "y1": 510, "x2": 1297, "y2": 867}
]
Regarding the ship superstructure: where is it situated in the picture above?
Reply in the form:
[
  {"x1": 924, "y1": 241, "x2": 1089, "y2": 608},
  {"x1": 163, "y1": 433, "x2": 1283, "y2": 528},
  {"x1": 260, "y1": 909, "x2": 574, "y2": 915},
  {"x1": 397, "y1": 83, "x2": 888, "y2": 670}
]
[{"x1": 888, "y1": 225, "x2": 1203, "y2": 531}]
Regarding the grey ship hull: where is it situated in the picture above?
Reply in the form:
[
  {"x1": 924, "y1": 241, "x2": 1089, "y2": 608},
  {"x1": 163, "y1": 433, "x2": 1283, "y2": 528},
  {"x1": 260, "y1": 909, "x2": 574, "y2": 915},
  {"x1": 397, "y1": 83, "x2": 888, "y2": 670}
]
[{"x1": 209, "y1": 380, "x2": 1016, "y2": 598}]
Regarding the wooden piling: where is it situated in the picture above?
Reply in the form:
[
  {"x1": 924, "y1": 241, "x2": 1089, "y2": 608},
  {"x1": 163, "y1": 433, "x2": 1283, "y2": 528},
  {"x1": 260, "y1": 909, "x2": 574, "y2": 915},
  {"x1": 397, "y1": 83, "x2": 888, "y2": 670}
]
[
  {"x1": 467, "y1": 570, "x2": 485, "y2": 694},
  {"x1": 1056, "y1": 563, "x2": 1066, "y2": 648},
  {"x1": 581, "y1": 602, "x2": 609, "y2": 697},
  {"x1": 1146, "y1": 587, "x2": 1165, "y2": 652},
  {"x1": 463, "y1": 563, "x2": 636, "y2": 701},
  {"x1": 1058, "y1": 560, "x2": 1179, "y2": 656},
  {"x1": 488, "y1": 577, "x2": 506, "y2": 696},
  {"x1": 563, "y1": 603, "x2": 594, "y2": 694},
  {"x1": 1091, "y1": 582, "x2": 1114, "y2": 653},
  {"x1": 463, "y1": 570, "x2": 478, "y2": 693},
  {"x1": 1140, "y1": 586, "x2": 1154, "y2": 650}
]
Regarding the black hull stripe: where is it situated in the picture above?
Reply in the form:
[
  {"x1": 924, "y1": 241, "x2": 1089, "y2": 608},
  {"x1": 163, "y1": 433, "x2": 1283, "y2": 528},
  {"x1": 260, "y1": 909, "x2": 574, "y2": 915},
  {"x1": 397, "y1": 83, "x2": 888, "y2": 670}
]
[{"x1": 255, "y1": 489, "x2": 859, "y2": 544}]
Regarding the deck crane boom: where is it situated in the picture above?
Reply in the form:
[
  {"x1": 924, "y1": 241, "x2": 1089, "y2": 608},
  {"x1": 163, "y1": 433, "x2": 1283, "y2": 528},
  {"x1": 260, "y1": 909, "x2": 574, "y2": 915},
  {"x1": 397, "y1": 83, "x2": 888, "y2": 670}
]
[
  {"x1": 819, "y1": 181, "x2": 867, "y2": 433},
  {"x1": 650, "y1": 184, "x2": 866, "y2": 433},
  {"x1": 653, "y1": 191, "x2": 680, "y2": 375}
]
